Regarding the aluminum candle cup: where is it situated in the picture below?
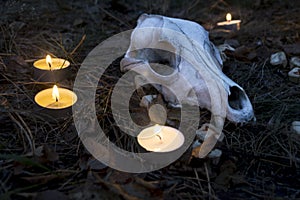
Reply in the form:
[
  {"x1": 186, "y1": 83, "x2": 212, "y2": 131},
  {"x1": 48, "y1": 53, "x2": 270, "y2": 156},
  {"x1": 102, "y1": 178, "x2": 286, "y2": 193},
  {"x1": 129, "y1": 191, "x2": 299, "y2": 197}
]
[
  {"x1": 34, "y1": 85, "x2": 77, "y2": 120},
  {"x1": 137, "y1": 124, "x2": 184, "y2": 152},
  {"x1": 33, "y1": 55, "x2": 70, "y2": 82},
  {"x1": 217, "y1": 13, "x2": 241, "y2": 31}
]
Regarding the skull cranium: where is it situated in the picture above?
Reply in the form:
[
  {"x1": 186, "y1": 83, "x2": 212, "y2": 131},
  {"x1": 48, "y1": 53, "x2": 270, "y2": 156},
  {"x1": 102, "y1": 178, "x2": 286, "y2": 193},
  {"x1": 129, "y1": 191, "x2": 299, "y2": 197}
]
[{"x1": 120, "y1": 14, "x2": 254, "y2": 158}]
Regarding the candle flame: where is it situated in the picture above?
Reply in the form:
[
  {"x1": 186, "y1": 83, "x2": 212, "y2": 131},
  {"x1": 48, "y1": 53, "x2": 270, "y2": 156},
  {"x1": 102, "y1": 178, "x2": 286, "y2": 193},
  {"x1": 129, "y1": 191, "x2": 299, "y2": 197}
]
[
  {"x1": 226, "y1": 13, "x2": 232, "y2": 22},
  {"x1": 46, "y1": 55, "x2": 52, "y2": 69},
  {"x1": 52, "y1": 85, "x2": 60, "y2": 102},
  {"x1": 154, "y1": 124, "x2": 163, "y2": 141}
]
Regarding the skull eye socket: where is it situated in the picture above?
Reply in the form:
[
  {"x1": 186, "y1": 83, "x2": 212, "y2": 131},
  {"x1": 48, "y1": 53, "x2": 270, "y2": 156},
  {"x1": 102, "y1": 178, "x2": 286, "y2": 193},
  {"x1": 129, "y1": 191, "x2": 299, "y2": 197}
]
[
  {"x1": 131, "y1": 48, "x2": 179, "y2": 76},
  {"x1": 228, "y1": 86, "x2": 246, "y2": 110},
  {"x1": 149, "y1": 62, "x2": 175, "y2": 76}
]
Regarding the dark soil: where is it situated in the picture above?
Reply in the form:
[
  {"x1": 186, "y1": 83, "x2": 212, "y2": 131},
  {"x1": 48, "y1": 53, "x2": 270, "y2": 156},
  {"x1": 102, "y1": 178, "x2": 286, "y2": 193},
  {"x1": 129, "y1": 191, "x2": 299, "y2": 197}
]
[{"x1": 0, "y1": 0, "x2": 300, "y2": 199}]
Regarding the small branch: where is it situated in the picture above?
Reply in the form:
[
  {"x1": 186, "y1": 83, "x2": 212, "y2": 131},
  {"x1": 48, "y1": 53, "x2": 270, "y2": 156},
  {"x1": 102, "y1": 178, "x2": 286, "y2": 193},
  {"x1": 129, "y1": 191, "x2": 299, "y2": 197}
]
[
  {"x1": 204, "y1": 162, "x2": 212, "y2": 200},
  {"x1": 70, "y1": 34, "x2": 86, "y2": 56},
  {"x1": 99, "y1": 6, "x2": 131, "y2": 28}
]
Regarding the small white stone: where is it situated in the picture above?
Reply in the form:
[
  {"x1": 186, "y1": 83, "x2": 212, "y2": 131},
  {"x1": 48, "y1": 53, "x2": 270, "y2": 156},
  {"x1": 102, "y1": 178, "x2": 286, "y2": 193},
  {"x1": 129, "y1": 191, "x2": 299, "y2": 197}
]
[
  {"x1": 192, "y1": 140, "x2": 202, "y2": 148},
  {"x1": 288, "y1": 67, "x2": 300, "y2": 83},
  {"x1": 270, "y1": 51, "x2": 287, "y2": 67},
  {"x1": 139, "y1": 95, "x2": 157, "y2": 108},
  {"x1": 290, "y1": 57, "x2": 300, "y2": 68},
  {"x1": 292, "y1": 121, "x2": 300, "y2": 135},
  {"x1": 196, "y1": 129, "x2": 206, "y2": 141},
  {"x1": 208, "y1": 149, "x2": 222, "y2": 158},
  {"x1": 196, "y1": 125, "x2": 224, "y2": 141}
]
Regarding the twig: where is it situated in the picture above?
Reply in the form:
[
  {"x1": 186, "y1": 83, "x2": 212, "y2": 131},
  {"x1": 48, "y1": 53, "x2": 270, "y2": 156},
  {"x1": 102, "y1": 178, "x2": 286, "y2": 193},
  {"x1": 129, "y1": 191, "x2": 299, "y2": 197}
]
[
  {"x1": 8, "y1": 112, "x2": 35, "y2": 155},
  {"x1": 99, "y1": 6, "x2": 131, "y2": 28},
  {"x1": 0, "y1": 53, "x2": 15, "y2": 56},
  {"x1": 210, "y1": 0, "x2": 229, "y2": 11},
  {"x1": 93, "y1": 172, "x2": 140, "y2": 200},
  {"x1": 1, "y1": 74, "x2": 34, "y2": 104},
  {"x1": 193, "y1": 168, "x2": 205, "y2": 194},
  {"x1": 259, "y1": 58, "x2": 268, "y2": 85},
  {"x1": 104, "y1": 87, "x2": 113, "y2": 114},
  {"x1": 58, "y1": 170, "x2": 82, "y2": 190},
  {"x1": 70, "y1": 34, "x2": 86, "y2": 55},
  {"x1": 204, "y1": 162, "x2": 212, "y2": 200},
  {"x1": 241, "y1": 188, "x2": 268, "y2": 199}
]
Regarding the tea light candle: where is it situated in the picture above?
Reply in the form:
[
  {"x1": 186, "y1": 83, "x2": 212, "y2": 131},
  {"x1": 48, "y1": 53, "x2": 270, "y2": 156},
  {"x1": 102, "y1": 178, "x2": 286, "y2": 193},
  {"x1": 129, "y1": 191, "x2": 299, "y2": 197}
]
[
  {"x1": 288, "y1": 67, "x2": 300, "y2": 83},
  {"x1": 137, "y1": 124, "x2": 184, "y2": 152},
  {"x1": 34, "y1": 85, "x2": 77, "y2": 119},
  {"x1": 33, "y1": 55, "x2": 70, "y2": 82},
  {"x1": 217, "y1": 13, "x2": 241, "y2": 31}
]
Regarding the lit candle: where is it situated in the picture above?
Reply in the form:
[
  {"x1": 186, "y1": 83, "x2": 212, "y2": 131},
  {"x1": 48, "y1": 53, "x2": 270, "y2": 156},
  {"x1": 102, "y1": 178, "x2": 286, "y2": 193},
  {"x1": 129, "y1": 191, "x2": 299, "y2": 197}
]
[
  {"x1": 217, "y1": 13, "x2": 241, "y2": 31},
  {"x1": 52, "y1": 85, "x2": 60, "y2": 103},
  {"x1": 35, "y1": 85, "x2": 77, "y2": 109},
  {"x1": 34, "y1": 85, "x2": 77, "y2": 119},
  {"x1": 288, "y1": 68, "x2": 300, "y2": 83},
  {"x1": 46, "y1": 55, "x2": 52, "y2": 69},
  {"x1": 137, "y1": 124, "x2": 184, "y2": 152},
  {"x1": 33, "y1": 55, "x2": 70, "y2": 82}
]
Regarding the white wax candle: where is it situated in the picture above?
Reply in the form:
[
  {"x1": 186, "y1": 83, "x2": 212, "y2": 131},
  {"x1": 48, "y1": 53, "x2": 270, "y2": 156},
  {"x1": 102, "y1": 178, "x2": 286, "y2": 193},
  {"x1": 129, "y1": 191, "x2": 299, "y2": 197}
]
[
  {"x1": 35, "y1": 85, "x2": 77, "y2": 109},
  {"x1": 137, "y1": 124, "x2": 184, "y2": 152},
  {"x1": 33, "y1": 55, "x2": 70, "y2": 70},
  {"x1": 217, "y1": 13, "x2": 241, "y2": 31}
]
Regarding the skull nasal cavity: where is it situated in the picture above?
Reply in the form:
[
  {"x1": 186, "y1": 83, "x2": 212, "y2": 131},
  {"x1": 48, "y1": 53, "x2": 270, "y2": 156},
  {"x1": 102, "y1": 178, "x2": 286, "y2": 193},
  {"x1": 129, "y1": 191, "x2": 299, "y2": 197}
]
[
  {"x1": 228, "y1": 86, "x2": 245, "y2": 110},
  {"x1": 138, "y1": 48, "x2": 178, "y2": 76}
]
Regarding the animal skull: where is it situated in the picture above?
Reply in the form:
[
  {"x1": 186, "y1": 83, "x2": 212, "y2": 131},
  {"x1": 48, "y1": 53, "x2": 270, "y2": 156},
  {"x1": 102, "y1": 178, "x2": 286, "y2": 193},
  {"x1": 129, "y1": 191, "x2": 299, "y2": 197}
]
[{"x1": 120, "y1": 14, "x2": 254, "y2": 158}]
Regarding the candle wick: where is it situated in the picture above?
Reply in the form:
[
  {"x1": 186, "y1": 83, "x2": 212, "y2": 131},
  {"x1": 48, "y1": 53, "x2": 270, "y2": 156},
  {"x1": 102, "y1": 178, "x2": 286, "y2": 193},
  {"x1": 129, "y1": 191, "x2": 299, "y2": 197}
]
[
  {"x1": 60, "y1": 59, "x2": 66, "y2": 69},
  {"x1": 156, "y1": 134, "x2": 162, "y2": 140},
  {"x1": 55, "y1": 97, "x2": 58, "y2": 102},
  {"x1": 48, "y1": 63, "x2": 52, "y2": 71}
]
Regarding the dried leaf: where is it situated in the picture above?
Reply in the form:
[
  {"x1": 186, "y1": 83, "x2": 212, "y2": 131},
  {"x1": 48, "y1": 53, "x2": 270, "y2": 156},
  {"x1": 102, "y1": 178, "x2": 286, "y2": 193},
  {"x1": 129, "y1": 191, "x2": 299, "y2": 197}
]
[
  {"x1": 283, "y1": 43, "x2": 300, "y2": 55},
  {"x1": 233, "y1": 45, "x2": 257, "y2": 61},
  {"x1": 0, "y1": 154, "x2": 50, "y2": 171},
  {"x1": 34, "y1": 190, "x2": 69, "y2": 200},
  {"x1": 87, "y1": 157, "x2": 107, "y2": 171},
  {"x1": 214, "y1": 160, "x2": 237, "y2": 190},
  {"x1": 9, "y1": 21, "x2": 26, "y2": 32},
  {"x1": 224, "y1": 39, "x2": 240, "y2": 48},
  {"x1": 5, "y1": 56, "x2": 29, "y2": 74},
  {"x1": 35, "y1": 145, "x2": 59, "y2": 163},
  {"x1": 22, "y1": 174, "x2": 62, "y2": 184},
  {"x1": 43, "y1": 145, "x2": 59, "y2": 162},
  {"x1": 108, "y1": 171, "x2": 134, "y2": 185},
  {"x1": 14, "y1": 162, "x2": 25, "y2": 175},
  {"x1": 73, "y1": 18, "x2": 85, "y2": 27}
]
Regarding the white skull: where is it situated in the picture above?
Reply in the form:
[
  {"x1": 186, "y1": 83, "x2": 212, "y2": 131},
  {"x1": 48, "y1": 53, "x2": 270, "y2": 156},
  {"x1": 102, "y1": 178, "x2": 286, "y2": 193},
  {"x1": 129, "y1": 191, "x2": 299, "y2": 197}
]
[{"x1": 120, "y1": 14, "x2": 254, "y2": 158}]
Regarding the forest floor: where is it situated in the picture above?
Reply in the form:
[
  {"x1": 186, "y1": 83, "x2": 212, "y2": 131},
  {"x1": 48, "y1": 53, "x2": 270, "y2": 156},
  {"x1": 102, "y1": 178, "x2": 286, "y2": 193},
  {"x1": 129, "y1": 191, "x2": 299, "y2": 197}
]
[{"x1": 0, "y1": 0, "x2": 300, "y2": 199}]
